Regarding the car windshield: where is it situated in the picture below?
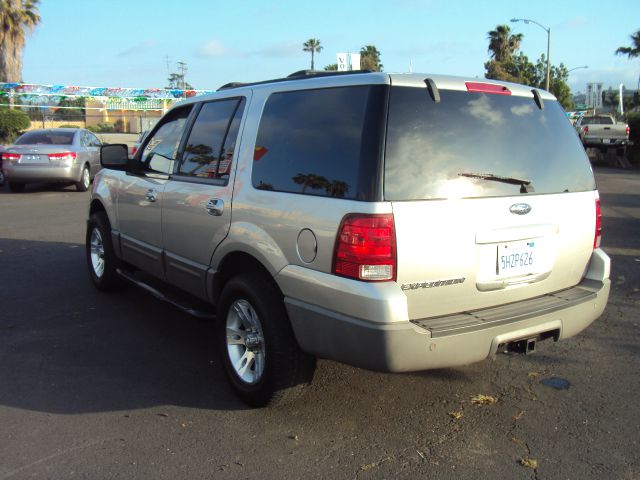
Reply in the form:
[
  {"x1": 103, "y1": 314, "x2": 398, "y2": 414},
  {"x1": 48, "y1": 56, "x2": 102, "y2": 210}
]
[{"x1": 15, "y1": 130, "x2": 75, "y2": 145}]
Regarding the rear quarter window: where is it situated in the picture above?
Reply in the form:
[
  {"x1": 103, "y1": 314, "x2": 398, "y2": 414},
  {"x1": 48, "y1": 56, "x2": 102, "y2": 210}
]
[
  {"x1": 384, "y1": 87, "x2": 596, "y2": 200},
  {"x1": 251, "y1": 86, "x2": 386, "y2": 200}
]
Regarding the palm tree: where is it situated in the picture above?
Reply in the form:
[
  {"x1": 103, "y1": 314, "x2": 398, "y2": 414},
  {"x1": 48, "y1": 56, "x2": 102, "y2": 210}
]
[
  {"x1": 615, "y1": 30, "x2": 640, "y2": 58},
  {"x1": 0, "y1": 0, "x2": 41, "y2": 82},
  {"x1": 487, "y1": 25, "x2": 523, "y2": 63},
  {"x1": 360, "y1": 45, "x2": 383, "y2": 72},
  {"x1": 616, "y1": 29, "x2": 640, "y2": 91},
  {"x1": 303, "y1": 39, "x2": 323, "y2": 70}
]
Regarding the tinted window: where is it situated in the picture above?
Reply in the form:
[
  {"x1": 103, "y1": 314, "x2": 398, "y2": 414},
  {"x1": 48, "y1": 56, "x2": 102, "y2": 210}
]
[
  {"x1": 141, "y1": 106, "x2": 192, "y2": 174},
  {"x1": 252, "y1": 86, "x2": 386, "y2": 200},
  {"x1": 87, "y1": 131, "x2": 101, "y2": 147},
  {"x1": 385, "y1": 87, "x2": 595, "y2": 200},
  {"x1": 178, "y1": 98, "x2": 244, "y2": 180},
  {"x1": 581, "y1": 116, "x2": 613, "y2": 125},
  {"x1": 16, "y1": 130, "x2": 75, "y2": 145}
]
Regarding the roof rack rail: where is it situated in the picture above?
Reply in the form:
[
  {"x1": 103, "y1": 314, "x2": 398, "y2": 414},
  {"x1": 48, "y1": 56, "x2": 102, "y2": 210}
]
[{"x1": 217, "y1": 69, "x2": 373, "y2": 91}]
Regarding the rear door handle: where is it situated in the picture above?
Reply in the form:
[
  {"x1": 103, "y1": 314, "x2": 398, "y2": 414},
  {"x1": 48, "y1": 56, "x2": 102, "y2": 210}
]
[
  {"x1": 206, "y1": 198, "x2": 224, "y2": 216},
  {"x1": 145, "y1": 189, "x2": 157, "y2": 202}
]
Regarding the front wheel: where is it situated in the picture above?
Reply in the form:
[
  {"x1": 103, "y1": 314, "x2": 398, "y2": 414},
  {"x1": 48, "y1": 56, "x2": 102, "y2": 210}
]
[
  {"x1": 76, "y1": 165, "x2": 90, "y2": 192},
  {"x1": 217, "y1": 272, "x2": 316, "y2": 407},
  {"x1": 86, "y1": 212, "x2": 124, "y2": 291}
]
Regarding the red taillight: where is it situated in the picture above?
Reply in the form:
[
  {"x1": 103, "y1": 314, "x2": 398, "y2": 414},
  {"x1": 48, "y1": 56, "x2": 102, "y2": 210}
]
[
  {"x1": 594, "y1": 195, "x2": 602, "y2": 249},
  {"x1": 584, "y1": 125, "x2": 589, "y2": 134},
  {"x1": 332, "y1": 214, "x2": 396, "y2": 282},
  {"x1": 465, "y1": 82, "x2": 511, "y2": 95},
  {"x1": 131, "y1": 146, "x2": 138, "y2": 156},
  {"x1": 1, "y1": 153, "x2": 21, "y2": 161},
  {"x1": 626, "y1": 125, "x2": 630, "y2": 136},
  {"x1": 48, "y1": 152, "x2": 77, "y2": 162}
]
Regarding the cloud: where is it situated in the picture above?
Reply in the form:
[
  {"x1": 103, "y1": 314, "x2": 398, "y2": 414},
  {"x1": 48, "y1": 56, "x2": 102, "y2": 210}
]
[
  {"x1": 557, "y1": 16, "x2": 588, "y2": 30},
  {"x1": 464, "y1": 96, "x2": 504, "y2": 126},
  {"x1": 253, "y1": 42, "x2": 301, "y2": 58},
  {"x1": 117, "y1": 40, "x2": 157, "y2": 57},
  {"x1": 196, "y1": 40, "x2": 228, "y2": 58}
]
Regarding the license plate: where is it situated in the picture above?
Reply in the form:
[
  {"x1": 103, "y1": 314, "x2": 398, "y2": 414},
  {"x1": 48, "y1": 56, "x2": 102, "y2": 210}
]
[
  {"x1": 497, "y1": 240, "x2": 539, "y2": 277},
  {"x1": 20, "y1": 155, "x2": 46, "y2": 163},
  {"x1": 602, "y1": 139, "x2": 610, "y2": 144}
]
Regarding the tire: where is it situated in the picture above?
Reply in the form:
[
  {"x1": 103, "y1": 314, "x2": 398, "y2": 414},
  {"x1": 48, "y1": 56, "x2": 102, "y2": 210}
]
[
  {"x1": 217, "y1": 272, "x2": 316, "y2": 407},
  {"x1": 8, "y1": 182, "x2": 25, "y2": 193},
  {"x1": 76, "y1": 165, "x2": 91, "y2": 192},
  {"x1": 86, "y1": 211, "x2": 124, "y2": 291}
]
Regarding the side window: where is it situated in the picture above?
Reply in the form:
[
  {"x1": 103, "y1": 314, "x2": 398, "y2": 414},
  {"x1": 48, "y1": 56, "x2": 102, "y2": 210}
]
[
  {"x1": 251, "y1": 86, "x2": 385, "y2": 200},
  {"x1": 178, "y1": 98, "x2": 245, "y2": 181},
  {"x1": 80, "y1": 131, "x2": 89, "y2": 147},
  {"x1": 88, "y1": 132, "x2": 101, "y2": 147},
  {"x1": 141, "y1": 106, "x2": 193, "y2": 174}
]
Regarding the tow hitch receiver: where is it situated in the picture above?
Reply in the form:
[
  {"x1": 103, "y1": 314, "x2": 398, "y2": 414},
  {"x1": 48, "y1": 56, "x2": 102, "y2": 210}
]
[{"x1": 506, "y1": 338, "x2": 537, "y2": 354}]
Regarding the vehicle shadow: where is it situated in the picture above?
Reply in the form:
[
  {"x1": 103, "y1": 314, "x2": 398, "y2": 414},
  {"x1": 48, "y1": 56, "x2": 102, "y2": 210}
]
[{"x1": 0, "y1": 237, "x2": 246, "y2": 413}]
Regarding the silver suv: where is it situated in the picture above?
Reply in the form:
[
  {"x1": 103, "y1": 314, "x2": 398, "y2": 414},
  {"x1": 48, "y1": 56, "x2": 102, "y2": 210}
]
[{"x1": 86, "y1": 71, "x2": 610, "y2": 407}]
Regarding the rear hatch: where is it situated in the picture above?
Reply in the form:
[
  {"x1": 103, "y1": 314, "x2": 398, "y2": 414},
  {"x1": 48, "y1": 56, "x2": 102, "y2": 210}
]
[{"x1": 385, "y1": 78, "x2": 598, "y2": 320}]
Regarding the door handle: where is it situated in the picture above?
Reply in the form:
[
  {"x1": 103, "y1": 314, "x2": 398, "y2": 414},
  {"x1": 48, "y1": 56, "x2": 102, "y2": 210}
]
[
  {"x1": 145, "y1": 189, "x2": 157, "y2": 202},
  {"x1": 206, "y1": 198, "x2": 224, "y2": 216}
]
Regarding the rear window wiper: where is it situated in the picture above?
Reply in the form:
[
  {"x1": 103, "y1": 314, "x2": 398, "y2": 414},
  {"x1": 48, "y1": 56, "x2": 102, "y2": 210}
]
[{"x1": 458, "y1": 172, "x2": 534, "y2": 193}]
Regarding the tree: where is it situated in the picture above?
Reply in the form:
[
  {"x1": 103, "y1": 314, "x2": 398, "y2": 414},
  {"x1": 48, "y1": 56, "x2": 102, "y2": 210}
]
[
  {"x1": 360, "y1": 45, "x2": 383, "y2": 71},
  {"x1": 166, "y1": 72, "x2": 193, "y2": 90},
  {"x1": 487, "y1": 25, "x2": 523, "y2": 63},
  {"x1": 324, "y1": 63, "x2": 338, "y2": 71},
  {"x1": 615, "y1": 29, "x2": 640, "y2": 59},
  {"x1": 0, "y1": 0, "x2": 41, "y2": 82},
  {"x1": 53, "y1": 97, "x2": 86, "y2": 121},
  {"x1": 303, "y1": 39, "x2": 323, "y2": 70},
  {"x1": 0, "y1": 107, "x2": 30, "y2": 143}
]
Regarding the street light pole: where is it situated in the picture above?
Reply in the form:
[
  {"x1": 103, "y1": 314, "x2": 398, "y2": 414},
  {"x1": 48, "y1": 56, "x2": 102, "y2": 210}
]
[
  {"x1": 567, "y1": 66, "x2": 588, "y2": 74},
  {"x1": 510, "y1": 18, "x2": 551, "y2": 91}
]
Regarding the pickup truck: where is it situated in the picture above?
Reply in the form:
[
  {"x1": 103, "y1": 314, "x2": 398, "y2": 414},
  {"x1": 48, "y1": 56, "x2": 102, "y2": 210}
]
[{"x1": 575, "y1": 114, "x2": 629, "y2": 152}]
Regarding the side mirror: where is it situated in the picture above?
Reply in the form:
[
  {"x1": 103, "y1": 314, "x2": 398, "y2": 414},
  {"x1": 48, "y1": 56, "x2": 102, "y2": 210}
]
[{"x1": 100, "y1": 144, "x2": 129, "y2": 170}]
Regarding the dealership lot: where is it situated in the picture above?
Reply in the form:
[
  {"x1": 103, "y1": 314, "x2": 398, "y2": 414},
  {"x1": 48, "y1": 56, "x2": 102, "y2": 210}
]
[{"x1": 0, "y1": 167, "x2": 639, "y2": 479}]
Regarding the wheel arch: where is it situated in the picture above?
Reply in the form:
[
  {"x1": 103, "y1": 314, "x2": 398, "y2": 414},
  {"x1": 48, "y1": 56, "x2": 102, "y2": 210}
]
[{"x1": 211, "y1": 251, "x2": 281, "y2": 306}]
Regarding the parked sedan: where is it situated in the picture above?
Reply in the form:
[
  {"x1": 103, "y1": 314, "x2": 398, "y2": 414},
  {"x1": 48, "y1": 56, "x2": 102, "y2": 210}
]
[{"x1": 1, "y1": 128, "x2": 102, "y2": 192}]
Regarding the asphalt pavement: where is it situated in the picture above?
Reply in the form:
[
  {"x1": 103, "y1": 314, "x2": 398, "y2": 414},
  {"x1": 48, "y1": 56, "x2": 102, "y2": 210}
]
[{"x1": 0, "y1": 168, "x2": 639, "y2": 480}]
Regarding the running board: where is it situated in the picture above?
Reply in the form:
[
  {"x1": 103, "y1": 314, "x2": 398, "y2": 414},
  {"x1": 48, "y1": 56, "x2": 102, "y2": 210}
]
[{"x1": 116, "y1": 268, "x2": 216, "y2": 320}]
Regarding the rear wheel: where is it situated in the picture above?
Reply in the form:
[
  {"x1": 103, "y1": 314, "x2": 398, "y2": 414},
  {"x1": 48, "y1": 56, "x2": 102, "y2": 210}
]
[
  {"x1": 217, "y1": 272, "x2": 316, "y2": 407},
  {"x1": 8, "y1": 182, "x2": 25, "y2": 193},
  {"x1": 76, "y1": 165, "x2": 90, "y2": 192},
  {"x1": 86, "y1": 211, "x2": 124, "y2": 291}
]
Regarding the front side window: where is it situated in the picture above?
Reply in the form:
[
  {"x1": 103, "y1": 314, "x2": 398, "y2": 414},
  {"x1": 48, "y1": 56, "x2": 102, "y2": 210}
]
[
  {"x1": 251, "y1": 86, "x2": 386, "y2": 200},
  {"x1": 178, "y1": 98, "x2": 245, "y2": 181},
  {"x1": 141, "y1": 106, "x2": 193, "y2": 174}
]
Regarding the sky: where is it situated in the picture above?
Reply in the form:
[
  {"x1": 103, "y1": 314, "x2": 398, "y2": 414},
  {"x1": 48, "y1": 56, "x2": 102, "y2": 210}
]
[{"x1": 20, "y1": 0, "x2": 640, "y2": 94}]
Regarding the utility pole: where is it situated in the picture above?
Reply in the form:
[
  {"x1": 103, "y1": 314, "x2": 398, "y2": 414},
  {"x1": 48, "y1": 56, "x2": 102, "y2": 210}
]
[
  {"x1": 164, "y1": 55, "x2": 171, "y2": 77},
  {"x1": 177, "y1": 61, "x2": 187, "y2": 94}
]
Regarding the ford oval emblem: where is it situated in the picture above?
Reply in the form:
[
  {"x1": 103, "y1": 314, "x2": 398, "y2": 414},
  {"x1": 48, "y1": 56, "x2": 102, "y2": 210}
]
[{"x1": 510, "y1": 203, "x2": 532, "y2": 215}]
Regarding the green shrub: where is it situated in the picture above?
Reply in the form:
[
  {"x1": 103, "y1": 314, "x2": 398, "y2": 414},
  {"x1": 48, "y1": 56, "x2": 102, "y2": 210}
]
[
  {"x1": 87, "y1": 122, "x2": 116, "y2": 133},
  {"x1": 59, "y1": 124, "x2": 80, "y2": 128},
  {"x1": 0, "y1": 109, "x2": 31, "y2": 143},
  {"x1": 627, "y1": 112, "x2": 640, "y2": 144}
]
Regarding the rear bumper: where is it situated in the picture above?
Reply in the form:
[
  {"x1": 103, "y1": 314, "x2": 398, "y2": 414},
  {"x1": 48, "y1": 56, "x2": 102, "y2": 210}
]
[
  {"x1": 582, "y1": 138, "x2": 627, "y2": 148},
  {"x1": 2, "y1": 163, "x2": 83, "y2": 183},
  {"x1": 281, "y1": 249, "x2": 611, "y2": 372}
]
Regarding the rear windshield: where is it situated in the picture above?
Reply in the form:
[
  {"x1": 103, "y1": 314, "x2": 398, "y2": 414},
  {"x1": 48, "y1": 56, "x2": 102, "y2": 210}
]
[
  {"x1": 384, "y1": 87, "x2": 595, "y2": 200},
  {"x1": 581, "y1": 116, "x2": 614, "y2": 125},
  {"x1": 15, "y1": 130, "x2": 75, "y2": 145}
]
